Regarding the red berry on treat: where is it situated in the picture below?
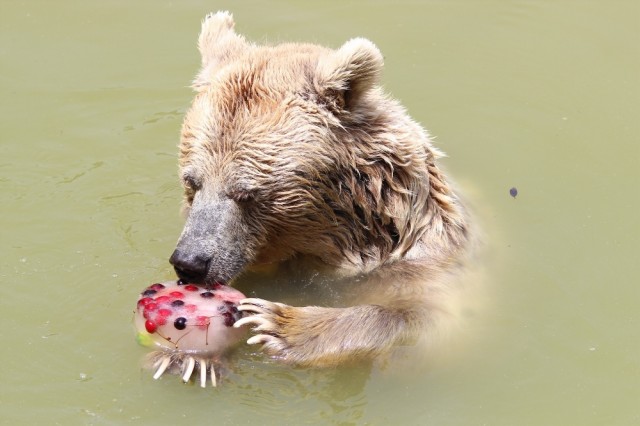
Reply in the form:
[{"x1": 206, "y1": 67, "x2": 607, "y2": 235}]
[
  {"x1": 150, "y1": 283, "x2": 165, "y2": 291},
  {"x1": 195, "y1": 315, "x2": 209, "y2": 328},
  {"x1": 143, "y1": 303, "x2": 158, "y2": 319},
  {"x1": 185, "y1": 304, "x2": 197, "y2": 313},
  {"x1": 184, "y1": 285, "x2": 199, "y2": 292},
  {"x1": 137, "y1": 297, "x2": 154, "y2": 307},
  {"x1": 157, "y1": 308, "x2": 172, "y2": 317},
  {"x1": 156, "y1": 316, "x2": 167, "y2": 326},
  {"x1": 145, "y1": 320, "x2": 157, "y2": 333},
  {"x1": 155, "y1": 295, "x2": 170, "y2": 304},
  {"x1": 169, "y1": 291, "x2": 184, "y2": 299}
]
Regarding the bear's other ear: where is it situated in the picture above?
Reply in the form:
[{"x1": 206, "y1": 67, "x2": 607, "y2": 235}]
[
  {"x1": 194, "y1": 11, "x2": 248, "y2": 89},
  {"x1": 315, "y1": 38, "x2": 383, "y2": 110}
]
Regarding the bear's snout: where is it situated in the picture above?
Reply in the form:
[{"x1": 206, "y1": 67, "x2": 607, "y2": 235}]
[
  {"x1": 169, "y1": 248, "x2": 210, "y2": 284},
  {"x1": 171, "y1": 196, "x2": 253, "y2": 285}
]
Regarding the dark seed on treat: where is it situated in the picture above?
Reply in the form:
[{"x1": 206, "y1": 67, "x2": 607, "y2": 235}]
[
  {"x1": 142, "y1": 289, "x2": 157, "y2": 297},
  {"x1": 232, "y1": 310, "x2": 242, "y2": 322},
  {"x1": 171, "y1": 300, "x2": 185, "y2": 307},
  {"x1": 200, "y1": 292, "x2": 214, "y2": 298},
  {"x1": 222, "y1": 312, "x2": 235, "y2": 327},
  {"x1": 150, "y1": 283, "x2": 165, "y2": 291},
  {"x1": 174, "y1": 317, "x2": 187, "y2": 330},
  {"x1": 224, "y1": 301, "x2": 238, "y2": 313}
]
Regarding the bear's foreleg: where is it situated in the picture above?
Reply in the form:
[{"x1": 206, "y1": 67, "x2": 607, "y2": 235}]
[{"x1": 234, "y1": 298, "x2": 428, "y2": 367}]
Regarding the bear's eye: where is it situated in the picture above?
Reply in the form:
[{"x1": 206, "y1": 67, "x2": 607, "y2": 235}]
[
  {"x1": 226, "y1": 187, "x2": 256, "y2": 204},
  {"x1": 182, "y1": 173, "x2": 201, "y2": 192}
]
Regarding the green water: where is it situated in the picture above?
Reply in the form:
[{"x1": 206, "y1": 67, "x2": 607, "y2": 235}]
[{"x1": 1, "y1": 1, "x2": 638, "y2": 425}]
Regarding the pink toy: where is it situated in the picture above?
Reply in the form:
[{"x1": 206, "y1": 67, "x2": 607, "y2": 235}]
[{"x1": 134, "y1": 280, "x2": 246, "y2": 387}]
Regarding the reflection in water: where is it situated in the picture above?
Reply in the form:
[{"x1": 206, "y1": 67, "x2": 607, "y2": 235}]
[{"x1": 228, "y1": 353, "x2": 371, "y2": 424}]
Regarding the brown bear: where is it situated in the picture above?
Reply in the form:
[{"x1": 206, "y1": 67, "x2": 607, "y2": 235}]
[{"x1": 169, "y1": 11, "x2": 473, "y2": 368}]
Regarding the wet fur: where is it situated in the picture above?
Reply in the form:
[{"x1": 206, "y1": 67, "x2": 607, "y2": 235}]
[{"x1": 174, "y1": 12, "x2": 473, "y2": 367}]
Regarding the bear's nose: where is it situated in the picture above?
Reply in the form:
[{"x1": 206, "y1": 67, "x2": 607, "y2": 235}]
[{"x1": 169, "y1": 249, "x2": 209, "y2": 284}]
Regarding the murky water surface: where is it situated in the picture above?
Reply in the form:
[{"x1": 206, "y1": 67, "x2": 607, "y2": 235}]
[{"x1": 1, "y1": 1, "x2": 638, "y2": 424}]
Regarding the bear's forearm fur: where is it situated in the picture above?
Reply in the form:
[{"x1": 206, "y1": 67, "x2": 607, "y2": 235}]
[
  {"x1": 257, "y1": 302, "x2": 422, "y2": 367},
  {"x1": 237, "y1": 257, "x2": 458, "y2": 367}
]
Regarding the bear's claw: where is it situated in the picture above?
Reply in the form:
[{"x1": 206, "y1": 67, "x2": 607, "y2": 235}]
[
  {"x1": 234, "y1": 298, "x2": 289, "y2": 356},
  {"x1": 234, "y1": 298, "x2": 283, "y2": 332},
  {"x1": 246, "y1": 334, "x2": 280, "y2": 346}
]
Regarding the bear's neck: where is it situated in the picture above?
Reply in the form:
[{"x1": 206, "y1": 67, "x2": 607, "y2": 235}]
[
  {"x1": 412, "y1": 156, "x2": 469, "y2": 264},
  {"x1": 326, "y1": 152, "x2": 469, "y2": 274}
]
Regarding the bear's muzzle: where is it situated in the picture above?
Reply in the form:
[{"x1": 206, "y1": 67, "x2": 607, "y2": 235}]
[{"x1": 171, "y1": 193, "x2": 252, "y2": 285}]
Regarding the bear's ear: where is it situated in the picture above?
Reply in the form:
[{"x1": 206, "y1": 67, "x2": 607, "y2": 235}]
[
  {"x1": 193, "y1": 11, "x2": 248, "y2": 90},
  {"x1": 315, "y1": 38, "x2": 383, "y2": 110}
]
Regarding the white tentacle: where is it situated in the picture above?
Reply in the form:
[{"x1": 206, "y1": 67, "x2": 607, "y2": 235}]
[
  {"x1": 153, "y1": 356, "x2": 171, "y2": 380},
  {"x1": 182, "y1": 356, "x2": 196, "y2": 383},
  {"x1": 198, "y1": 358, "x2": 207, "y2": 388}
]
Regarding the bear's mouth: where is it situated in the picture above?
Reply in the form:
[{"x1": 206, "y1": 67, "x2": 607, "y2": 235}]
[
  {"x1": 169, "y1": 249, "x2": 211, "y2": 284},
  {"x1": 173, "y1": 266, "x2": 235, "y2": 288},
  {"x1": 170, "y1": 249, "x2": 248, "y2": 287},
  {"x1": 173, "y1": 264, "x2": 208, "y2": 285}
]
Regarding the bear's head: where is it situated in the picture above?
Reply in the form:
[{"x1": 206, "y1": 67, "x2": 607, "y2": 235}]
[{"x1": 170, "y1": 12, "x2": 438, "y2": 285}]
